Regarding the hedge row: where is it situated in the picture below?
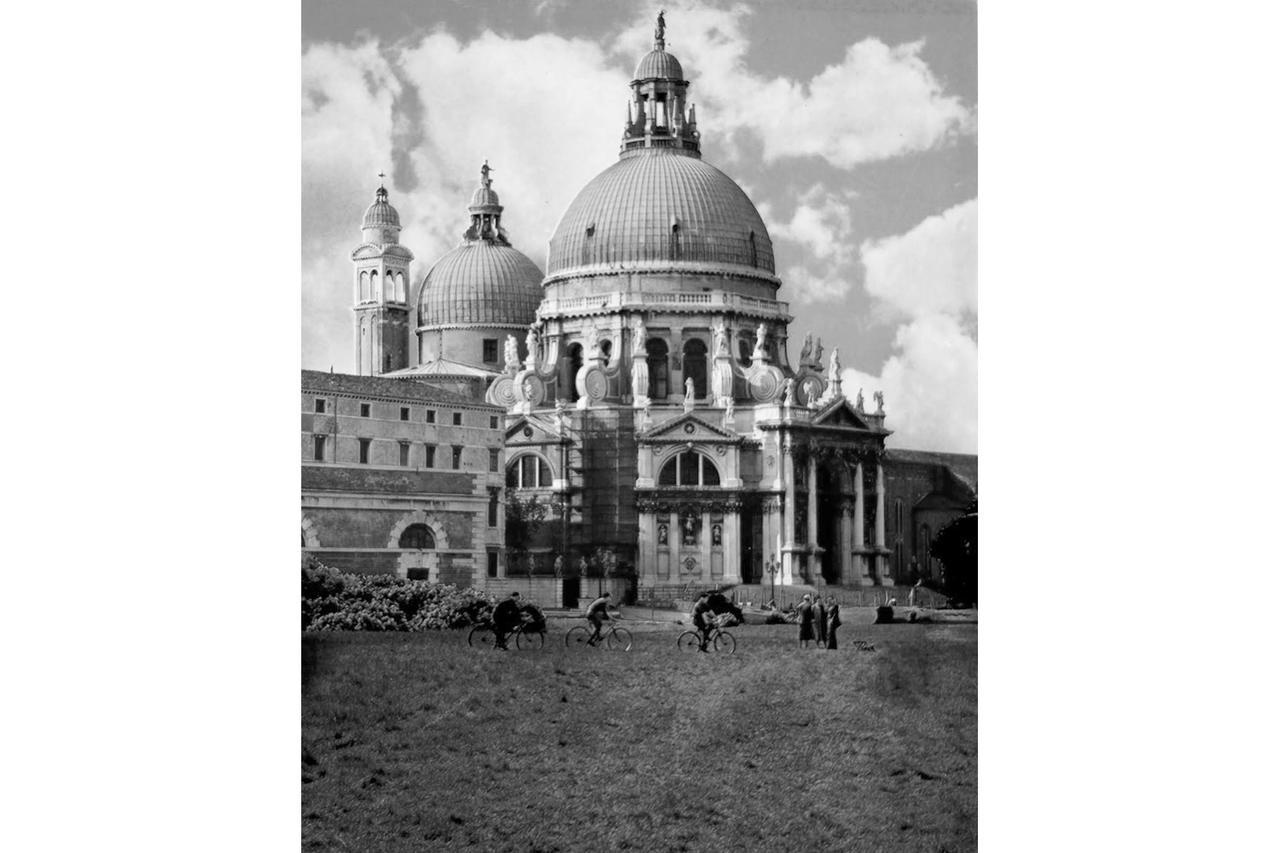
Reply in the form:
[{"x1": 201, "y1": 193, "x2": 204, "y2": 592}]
[{"x1": 302, "y1": 558, "x2": 496, "y2": 632}]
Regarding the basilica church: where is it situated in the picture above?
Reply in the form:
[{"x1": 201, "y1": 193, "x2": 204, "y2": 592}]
[{"x1": 301, "y1": 16, "x2": 976, "y2": 601}]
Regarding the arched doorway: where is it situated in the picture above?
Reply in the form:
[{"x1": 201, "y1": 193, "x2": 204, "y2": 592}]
[{"x1": 816, "y1": 460, "x2": 846, "y2": 584}]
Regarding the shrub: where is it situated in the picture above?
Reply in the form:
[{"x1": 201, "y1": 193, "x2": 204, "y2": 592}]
[{"x1": 301, "y1": 561, "x2": 496, "y2": 632}]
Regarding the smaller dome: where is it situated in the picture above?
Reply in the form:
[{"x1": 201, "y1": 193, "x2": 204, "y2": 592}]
[
  {"x1": 418, "y1": 243, "x2": 543, "y2": 327},
  {"x1": 362, "y1": 187, "x2": 400, "y2": 230},
  {"x1": 634, "y1": 48, "x2": 683, "y2": 81}
]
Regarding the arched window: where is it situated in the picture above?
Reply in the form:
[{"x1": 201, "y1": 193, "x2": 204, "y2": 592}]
[
  {"x1": 658, "y1": 451, "x2": 721, "y2": 487},
  {"x1": 737, "y1": 336, "x2": 752, "y2": 367},
  {"x1": 359, "y1": 270, "x2": 369, "y2": 302},
  {"x1": 600, "y1": 340, "x2": 612, "y2": 362},
  {"x1": 395, "y1": 272, "x2": 406, "y2": 302},
  {"x1": 507, "y1": 454, "x2": 552, "y2": 489},
  {"x1": 563, "y1": 343, "x2": 583, "y2": 402},
  {"x1": 647, "y1": 339, "x2": 669, "y2": 399},
  {"x1": 399, "y1": 524, "x2": 435, "y2": 550},
  {"x1": 383, "y1": 271, "x2": 393, "y2": 301},
  {"x1": 369, "y1": 270, "x2": 379, "y2": 302},
  {"x1": 682, "y1": 338, "x2": 708, "y2": 399}
]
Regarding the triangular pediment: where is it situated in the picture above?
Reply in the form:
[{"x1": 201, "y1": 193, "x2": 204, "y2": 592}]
[
  {"x1": 504, "y1": 415, "x2": 566, "y2": 446},
  {"x1": 812, "y1": 397, "x2": 870, "y2": 430},
  {"x1": 640, "y1": 412, "x2": 740, "y2": 443}
]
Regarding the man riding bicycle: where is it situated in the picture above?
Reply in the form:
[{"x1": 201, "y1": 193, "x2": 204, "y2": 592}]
[
  {"x1": 585, "y1": 591, "x2": 613, "y2": 645},
  {"x1": 691, "y1": 590, "x2": 744, "y2": 652},
  {"x1": 491, "y1": 591, "x2": 523, "y2": 651}
]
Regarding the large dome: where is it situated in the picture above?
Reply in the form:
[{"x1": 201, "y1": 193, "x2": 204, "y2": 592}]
[
  {"x1": 546, "y1": 149, "x2": 776, "y2": 279},
  {"x1": 417, "y1": 241, "x2": 543, "y2": 326}
]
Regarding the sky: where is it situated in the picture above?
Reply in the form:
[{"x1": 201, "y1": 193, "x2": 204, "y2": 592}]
[{"x1": 302, "y1": 0, "x2": 977, "y2": 453}]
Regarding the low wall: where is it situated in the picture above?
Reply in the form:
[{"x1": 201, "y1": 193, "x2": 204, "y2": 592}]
[{"x1": 484, "y1": 577, "x2": 562, "y2": 609}]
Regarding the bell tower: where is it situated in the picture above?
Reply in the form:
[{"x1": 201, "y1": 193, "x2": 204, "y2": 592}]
[{"x1": 352, "y1": 175, "x2": 413, "y2": 375}]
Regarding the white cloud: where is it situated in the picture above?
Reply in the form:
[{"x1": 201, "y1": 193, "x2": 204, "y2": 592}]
[
  {"x1": 767, "y1": 186, "x2": 859, "y2": 303},
  {"x1": 862, "y1": 199, "x2": 977, "y2": 320},
  {"x1": 842, "y1": 314, "x2": 978, "y2": 454},
  {"x1": 840, "y1": 200, "x2": 979, "y2": 453},
  {"x1": 613, "y1": 3, "x2": 972, "y2": 168}
]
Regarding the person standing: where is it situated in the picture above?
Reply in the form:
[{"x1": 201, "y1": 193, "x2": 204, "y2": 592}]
[
  {"x1": 826, "y1": 596, "x2": 841, "y2": 650},
  {"x1": 797, "y1": 594, "x2": 815, "y2": 649},
  {"x1": 815, "y1": 595, "x2": 828, "y2": 647}
]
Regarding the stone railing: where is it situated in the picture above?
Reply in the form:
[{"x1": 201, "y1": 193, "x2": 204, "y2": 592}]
[{"x1": 538, "y1": 291, "x2": 789, "y2": 319}]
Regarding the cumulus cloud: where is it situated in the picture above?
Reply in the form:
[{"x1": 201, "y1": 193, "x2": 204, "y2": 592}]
[
  {"x1": 612, "y1": 3, "x2": 972, "y2": 168},
  {"x1": 862, "y1": 199, "x2": 977, "y2": 320},
  {"x1": 842, "y1": 314, "x2": 977, "y2": 454},
  {"x1": 767, "y1": 186, "x2": 859, "y2": 303},
  {"x1": 841, "y1": 200, "x2": 979, "y2": 453}
]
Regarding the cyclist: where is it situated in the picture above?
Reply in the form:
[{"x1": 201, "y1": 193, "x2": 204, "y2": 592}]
[
  {"x1": 585, "y1": 591, "x2": 613, "y2": 645},
  {"x1": 491, "y1": 591, "x2": 523, "y2": 650},
  {"x1": 691, "y1": 590, "x2": 744, "y2": 652}
]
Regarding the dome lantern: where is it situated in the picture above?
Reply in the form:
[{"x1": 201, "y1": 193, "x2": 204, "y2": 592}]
[
  {"x1": 623, "y1": 11, "x2": 699, "y2": 157},
  {"x1": 360, "y1": 174, "x2": 402, "y2": 243}
]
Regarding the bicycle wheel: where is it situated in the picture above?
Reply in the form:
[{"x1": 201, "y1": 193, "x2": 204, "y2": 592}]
[
  {"x1": 516, "y1": 628, "x2": 545, "y2": 651},
  {"x1": 606, "y1": 627, "x2": 633, "y2": 651},
  {"x1": 676, "y1": 631, "x2": 702, "y2": 652},
  {"x1": 713, "y1": 630, "x2": 736, "y2": 654},
  {"x1": 564, "y1": 626, "x2": 592, "y2": 648},
  {"x1": 468, "y1": 625, "x2": 495, "y2": 648}
]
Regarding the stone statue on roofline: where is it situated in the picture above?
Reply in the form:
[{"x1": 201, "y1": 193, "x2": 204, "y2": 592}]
[
  {"x1": 798, "y1": 332, "x2": 813, "y2": 365},
  {"x1": 782, "y1": 377, "x2": 795, "y2": 408},
  {"x1": 855, "y1": 388, "x2": 865, "y2": 412},
  {"x1": 874, "y1": 390, "x2": 885, "y2": 414},
  {"x1": 813, "y1": 336, "x2": 824, "y2": 365}
]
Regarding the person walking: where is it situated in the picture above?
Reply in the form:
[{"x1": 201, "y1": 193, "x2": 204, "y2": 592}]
[
  {"x1": 825, "y1": 596, "x2": 841, "y2": 650},
  {"x1": 797, "y1": 594, "x2": 815, "y2": 648},
  {"x1": 815, "y1": 594, "x2": 828, "y2": 647}
]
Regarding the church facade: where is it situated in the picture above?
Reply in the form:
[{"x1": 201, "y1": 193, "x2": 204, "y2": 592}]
[{"x1": 302, "y1": 16, "x2": 975, "y2": 597}]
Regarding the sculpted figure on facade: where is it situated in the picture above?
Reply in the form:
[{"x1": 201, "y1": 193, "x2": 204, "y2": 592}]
[
  {"x1": 855, "y1": 387, "x2": 865, "y2": 412},
  {"x1": 713, "y1": 319, "x2": 730, "y2": 358},
  {"x1": 874, "y1": 390, "x2": 885, "y2": 414},
  {"x1": 753, "y1": 323, "x2": 768, "y2": 359},
  {"x1": 583, "y1": 324, "x2": 600, "y2": 359},
  {"x1": 828, "y1": 346, "x2": 841, "y2": 381},
  {"x1": 798, "y1": 332, "x2": 813, "y2": 365},
  {"x1": 504, "y1": 334, "x2": 520, "y2": 372},
  {"x1": 633, "y1": 317, "x2": 648, "y2": 356},
  {"x1": 684, "y1": 376, "x2": 696, "y2": 412},
  {"x1": 782, "y1": 377, "x2": 795, "y2": 407},
  {"x1": 524, "y1": 324, "x2": 540, "y2": 370},
  {"x1": 813, "y1": 336, "x2": 824, "y2": 366}
]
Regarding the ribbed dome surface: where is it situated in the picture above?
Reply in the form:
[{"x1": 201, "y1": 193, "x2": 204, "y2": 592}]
[
  {"x1": 547, "y1": 150, "x2": 775, "y2": 276},
  {"x1": 418, "y1": 242, "x2": 543, "y2": 326},
  {"x1": 362, "y1": 196, "x2": 400, "y2": 230},
  {"x1": 634, "y1": 48, "x2": 683, "y2": 81},
  {"x1": 470, "y1": 185, "x2": 500, "y2": 209}
]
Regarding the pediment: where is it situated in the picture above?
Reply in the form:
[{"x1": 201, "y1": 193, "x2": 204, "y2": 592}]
[
  {"x1": 504, "y1": 415, "x2": 566, "y2": 446},
  {"x1": 811, "y1": 397, "x2": 870, "y2": 430},
  {"x1": 641, "y1": 412, "x2": 740, "y2": 443}
]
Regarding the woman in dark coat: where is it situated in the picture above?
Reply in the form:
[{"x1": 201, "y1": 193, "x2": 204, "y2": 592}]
[
  {"x1": 815, "y1": 596, "x2": 828, "y2": 647},
  {"x1": 797, "y1": 594, "x2": 815, "y2": 648},
  {"x1": 825, "y1": 596, "x2": 841, "y2": 650}
]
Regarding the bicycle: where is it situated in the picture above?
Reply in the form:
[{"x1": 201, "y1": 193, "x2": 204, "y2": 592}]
[
  {"x1": 468, "y1": 620, "x2": 545, "y2": 650},
  {"x1": 677, "y1": 625, "x2": 736, "y2": 654},
  {"x1": 564, "y1": 621, "x2": 633, "y2": 651}
]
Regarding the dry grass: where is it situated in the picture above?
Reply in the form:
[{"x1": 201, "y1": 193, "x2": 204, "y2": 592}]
[{"x1": 302, "y1": 610, "x2": 976, "y2": 852}]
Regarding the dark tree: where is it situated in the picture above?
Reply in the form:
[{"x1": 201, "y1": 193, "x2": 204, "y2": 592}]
[
  {"x1": 505, "y1": 494, "x2": 548, "y2": 576},
  {"x1": 930, "y1": 498, "x2": 978, "y2": 606}
]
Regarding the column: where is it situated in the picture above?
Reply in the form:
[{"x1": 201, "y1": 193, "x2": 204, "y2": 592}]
[
  {"x1": 723, "y1": 510, "x2": 742, "y2": 584},
  {"x1": 853, "y1": 462, "x2": 872, "y2": 584},
  {"x1": 807, "y1": 452, "x2": 821, "y2": 584},
  {"x1": 781, "y1": 435, "x2": 796, "y2": 585},
  {"x1": 837, "y1": 499, "x2": 853, "y2": 585},
  {"x1": 639, "y1": 510, "x2": 656, "y2": 588},
  {"x1": 874, "y1": 461, "x2": 887, "y2": 585}
]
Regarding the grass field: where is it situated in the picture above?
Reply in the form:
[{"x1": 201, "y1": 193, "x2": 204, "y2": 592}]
[{"x1": 302, "y1": 609, "x2": 977, "y2": 852}]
